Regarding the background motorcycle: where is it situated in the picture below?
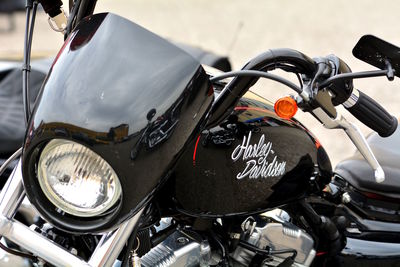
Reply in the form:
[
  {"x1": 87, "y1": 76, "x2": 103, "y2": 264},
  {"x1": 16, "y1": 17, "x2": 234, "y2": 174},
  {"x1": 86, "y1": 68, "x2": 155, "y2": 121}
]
[{"x1": 0, "y1": 1, "x2": 399, "y2": 267}]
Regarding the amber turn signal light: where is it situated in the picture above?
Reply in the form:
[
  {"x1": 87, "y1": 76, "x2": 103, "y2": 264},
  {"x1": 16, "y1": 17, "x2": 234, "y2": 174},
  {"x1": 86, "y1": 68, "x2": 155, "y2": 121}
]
[{"x1": 274, "y1": 96, "x2": 298, "y2": 119}]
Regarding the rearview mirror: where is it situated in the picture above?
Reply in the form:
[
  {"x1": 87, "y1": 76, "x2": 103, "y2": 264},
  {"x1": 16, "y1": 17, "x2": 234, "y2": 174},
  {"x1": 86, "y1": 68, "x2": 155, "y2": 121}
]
[{"x1": 353, "y1": 35, "x2": 400, "y2": 78}]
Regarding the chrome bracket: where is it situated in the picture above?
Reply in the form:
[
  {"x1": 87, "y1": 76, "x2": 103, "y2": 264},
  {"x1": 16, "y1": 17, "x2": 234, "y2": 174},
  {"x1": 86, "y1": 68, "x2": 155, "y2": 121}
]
[
  {"x1": 48, "y1": 9, "x2": 68, "y2": 34},
  {"x1": 312, "y1": 108, "x2": 385, "y2": 183}
]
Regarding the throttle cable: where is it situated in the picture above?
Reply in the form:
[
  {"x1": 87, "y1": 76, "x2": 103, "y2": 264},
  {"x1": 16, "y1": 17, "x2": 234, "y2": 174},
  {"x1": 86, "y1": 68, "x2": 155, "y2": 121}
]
[{"x1": 209, "y1": 70, "x2": 302, "y2": 94}]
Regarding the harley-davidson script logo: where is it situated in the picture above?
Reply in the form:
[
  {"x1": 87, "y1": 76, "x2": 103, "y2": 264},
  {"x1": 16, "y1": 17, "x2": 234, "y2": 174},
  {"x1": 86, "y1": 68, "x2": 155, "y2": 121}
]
[{"x1": 231, "y1": 131, "x2": 286, "y2": 179}]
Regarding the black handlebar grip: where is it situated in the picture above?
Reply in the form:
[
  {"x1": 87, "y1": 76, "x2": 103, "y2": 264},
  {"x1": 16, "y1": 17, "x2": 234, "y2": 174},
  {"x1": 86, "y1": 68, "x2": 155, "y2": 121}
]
[
  {"x1": 344, "y1": 89, "x2": 398, "y2": 137},
  {"x1": 38, "y1": 0, "x2": 63, "y2": 17}
]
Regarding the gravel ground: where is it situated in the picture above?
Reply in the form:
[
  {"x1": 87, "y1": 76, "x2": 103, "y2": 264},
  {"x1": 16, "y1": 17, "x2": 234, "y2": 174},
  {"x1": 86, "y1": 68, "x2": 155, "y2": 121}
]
[{"x1": 1, "y1": 0, "x2": 400, "y2": 167}]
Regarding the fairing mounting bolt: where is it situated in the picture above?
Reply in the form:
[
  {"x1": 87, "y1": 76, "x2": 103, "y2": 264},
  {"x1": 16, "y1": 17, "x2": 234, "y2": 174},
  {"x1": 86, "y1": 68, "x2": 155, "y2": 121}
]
[{"x1": 341, "y1": 192, "x2": 351, "y2": 203}]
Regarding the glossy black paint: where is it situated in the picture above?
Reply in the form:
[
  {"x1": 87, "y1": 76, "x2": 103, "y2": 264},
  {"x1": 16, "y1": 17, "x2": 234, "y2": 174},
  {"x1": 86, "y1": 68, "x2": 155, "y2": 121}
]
[
  {"x1": 171, "y1": 92, "x2": 332, "y2": 217},
  {"x1": 207, "y1": 48, "x2": 317, "y2": 128},
  {"x1": 22, "y1": 13, "x2": 213, "y2": 233},
  {"x1": 323, "y1": 55, "x2": 353, "y2": 106},
  {"x1": 353, "y1": 35, "x2": 400, "y2": 78},
  {"x1": 325, "y1": 237, "x2": 400, "y2": 267},
  {"x1": 334, "y1": 128, "x2": 400, "y2": 223}
]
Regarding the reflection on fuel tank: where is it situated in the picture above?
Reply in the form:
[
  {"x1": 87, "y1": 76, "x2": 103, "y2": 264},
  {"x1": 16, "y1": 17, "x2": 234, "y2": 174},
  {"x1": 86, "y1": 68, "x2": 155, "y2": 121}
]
[{"x1": 202, "y1": 116, "x2": 238, "y2": 147}]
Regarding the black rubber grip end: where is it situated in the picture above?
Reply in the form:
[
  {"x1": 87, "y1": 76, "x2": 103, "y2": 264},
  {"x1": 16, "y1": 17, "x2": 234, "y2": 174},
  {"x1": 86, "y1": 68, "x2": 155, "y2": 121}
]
[
  {"x1": 346, "y1": 90, "x2": 398, "y2": 137},
  {"x1": 39, "y1": 0, "x2": 63, "y2": 17}
]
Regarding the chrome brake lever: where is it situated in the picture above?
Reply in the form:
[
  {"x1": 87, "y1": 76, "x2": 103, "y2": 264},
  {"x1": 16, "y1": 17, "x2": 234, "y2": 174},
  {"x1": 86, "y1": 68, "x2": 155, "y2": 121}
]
[{"x1": 312, "y1": 108, "x2": 385, "y2": 183}]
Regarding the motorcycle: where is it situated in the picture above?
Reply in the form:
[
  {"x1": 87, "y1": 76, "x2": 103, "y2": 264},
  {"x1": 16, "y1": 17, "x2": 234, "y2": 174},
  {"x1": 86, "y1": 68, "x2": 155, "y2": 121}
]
[{"x1": 0, "y1": 0, "x2": 399, "y2": 266}]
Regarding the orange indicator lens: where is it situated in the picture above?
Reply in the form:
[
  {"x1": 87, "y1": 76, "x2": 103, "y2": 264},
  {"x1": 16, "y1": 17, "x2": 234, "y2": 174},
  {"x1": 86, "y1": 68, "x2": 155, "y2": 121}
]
[{"x1": 274, "y1": 96, "x2": 298, "y2": 119}]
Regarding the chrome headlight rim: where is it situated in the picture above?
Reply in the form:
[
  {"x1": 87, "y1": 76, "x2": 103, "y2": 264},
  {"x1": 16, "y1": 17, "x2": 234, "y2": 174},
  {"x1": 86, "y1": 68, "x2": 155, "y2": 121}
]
[
  {"x1": 21, "y1": 138, "x2": 124, "y2": 233},
  {"x1": 37, "y1": 139, "x2": 122, "y2": 217}
]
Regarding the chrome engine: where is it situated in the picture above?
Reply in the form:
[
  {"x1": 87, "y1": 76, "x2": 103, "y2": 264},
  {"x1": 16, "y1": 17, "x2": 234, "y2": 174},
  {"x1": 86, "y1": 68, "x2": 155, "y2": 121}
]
[
  {"x1": 231, "y1": 209, "x2": 316, "y2": 267},
  {"x1": 0, "y1": 204, "x2": 315, "y2": 267},
  {"x1": 140, "y1": 230, "x2": 210, "y2": 267},
  {"x1": 138, "y1": 210, "x2": 315, "y2": 267}
]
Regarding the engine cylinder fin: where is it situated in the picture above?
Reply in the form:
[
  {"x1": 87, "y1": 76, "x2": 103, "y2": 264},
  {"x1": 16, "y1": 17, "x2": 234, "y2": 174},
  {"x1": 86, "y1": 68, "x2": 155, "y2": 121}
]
[
  {"x1": 282, "y1": 225, "x2": 301, "y2": 238},
  {"x1": 141, "y1": 244, "x2": 176, "y2": 267}
]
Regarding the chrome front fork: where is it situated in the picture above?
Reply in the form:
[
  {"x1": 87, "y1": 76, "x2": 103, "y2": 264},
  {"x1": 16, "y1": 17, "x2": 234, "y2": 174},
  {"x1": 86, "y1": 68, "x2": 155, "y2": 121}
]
[{"x1": 0, "y1": 160, "x2": 143, "y2": 267}]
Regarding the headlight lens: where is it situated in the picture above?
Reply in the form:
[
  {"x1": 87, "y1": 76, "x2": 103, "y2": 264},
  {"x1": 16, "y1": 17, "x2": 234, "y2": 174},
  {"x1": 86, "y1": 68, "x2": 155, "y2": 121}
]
[{"x1": 37, "y1": 139, "x2": 122, "y2": 217}]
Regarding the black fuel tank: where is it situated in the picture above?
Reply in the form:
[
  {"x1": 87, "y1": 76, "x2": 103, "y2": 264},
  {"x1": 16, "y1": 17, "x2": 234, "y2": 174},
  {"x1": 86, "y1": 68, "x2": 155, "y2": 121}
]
[{"x1": 171, "y1": 92, "x2": 332, "y2": 217}]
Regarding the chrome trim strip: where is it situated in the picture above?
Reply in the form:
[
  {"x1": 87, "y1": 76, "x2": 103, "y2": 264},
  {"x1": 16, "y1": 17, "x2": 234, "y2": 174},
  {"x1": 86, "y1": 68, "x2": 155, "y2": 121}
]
[
  {"x1": 88, "y1": 208, "x2": 144, "y2": 267},
  {"x1": 0, "y1": 147, "x2": 22, "y2": 177},
  {"x1": 0, "y1": 160, "x2": 25, "y2": 218},
  {"x1": 0, "y1": 216, "x2": 90, "y2": 267},
  {"x1": 343, "y1": 89, "x2": 360, "y2": 108}
]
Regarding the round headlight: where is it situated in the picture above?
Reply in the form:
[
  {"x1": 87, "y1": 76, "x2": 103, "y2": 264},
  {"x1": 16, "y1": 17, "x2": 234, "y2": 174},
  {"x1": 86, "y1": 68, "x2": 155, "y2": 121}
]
[{"x1": 37, "y1": 139, "x2": 122, "y2": 217}]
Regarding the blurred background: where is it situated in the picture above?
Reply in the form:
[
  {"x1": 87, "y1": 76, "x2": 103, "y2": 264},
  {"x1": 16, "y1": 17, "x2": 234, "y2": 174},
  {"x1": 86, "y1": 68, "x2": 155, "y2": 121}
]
[{"x1": 1, "y1": 0, "x2": 400, "y2": 166}]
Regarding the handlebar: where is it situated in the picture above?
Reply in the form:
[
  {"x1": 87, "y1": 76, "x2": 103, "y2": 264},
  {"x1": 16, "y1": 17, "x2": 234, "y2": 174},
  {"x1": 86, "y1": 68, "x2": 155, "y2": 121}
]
[
  {"x1": 343, "y1": 89, "x2": 398, "y2": 137},
  {"x1": 208, "y1": 49, "x2": 397, "y2": 138},
  {"x1": 208, "y1": 48, "x2": 397, "y2": 183},
  {"x1": 207, "y1": 48, "x2": 316, "y2": 127}
]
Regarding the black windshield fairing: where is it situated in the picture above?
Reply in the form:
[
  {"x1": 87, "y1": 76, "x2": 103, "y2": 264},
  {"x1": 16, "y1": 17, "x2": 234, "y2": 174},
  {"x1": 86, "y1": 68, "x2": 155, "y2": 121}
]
[{"x1": 22, "y1": 13, "x2": 213, "y2": 232}]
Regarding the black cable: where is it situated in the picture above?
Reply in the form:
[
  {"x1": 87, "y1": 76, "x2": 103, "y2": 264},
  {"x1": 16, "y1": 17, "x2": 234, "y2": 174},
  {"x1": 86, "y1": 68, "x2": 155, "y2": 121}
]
[
  {"x1": 310, "y1": 64, "x2": 324, "y2": 95},
  {"x1": 209, "y1": 231, "x2": 226, "y2": 258},
  {"x1": 121, "y1": 224, "x2": 140, "y2": 267},
  {"x1": 238, "y1": 240, "x2": 297, "y2": 259},
  {"x1": 0, "y1": 241, "x2": 36, "y2": 261},
  {"x1": 22, "y1": 1, "x2": 32, "y2": 126},
  {"x1": 76, "y1": 0, "x2": 89, "y2": 22},
  {"x1": 272, "y1": 62, "x2": 303, "y2": 88},
  {"x1": 120, "y1": 206, "x2": 156, "y2": 267},
  {"x1": 209, "y1": 70, "x2": 302, "y2": 94},
  {"x1": 65, "y1": 0, "x2": 81, "y2": 38},
  {"x1": 69, "y1": 0, "x2": 73, "y2": 12},
  {"x1": 22, "y1": 1, "x2": 38, "y2": 127},
  {"x1": 270, "y1": 248, "x2": 297, "y2": 259},
  {"x1": 76, "y1": 0, "x2": 96, "y2": 23},
  {"x1": 274, "y1": 63, "x2": 302, "y2": 76},
  {"x1": 27, "y1": 2, "x2": 38, "y2": 57},
  {"x1": 238, "y1": 240, "x2": 269, "y2": 255},
  {"x1": 295, "y1": 72, "x2": 304, "y2": 88},
  {"x1": 319, "y1": 69, "x2": 388, "y2": 88},
  {"x1": 209, "y1": 230, "x2": 230, "y2": 266}
]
